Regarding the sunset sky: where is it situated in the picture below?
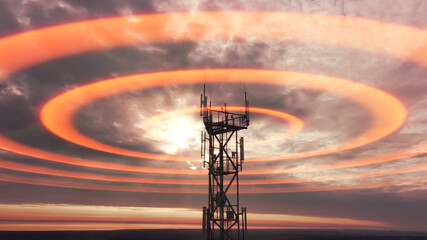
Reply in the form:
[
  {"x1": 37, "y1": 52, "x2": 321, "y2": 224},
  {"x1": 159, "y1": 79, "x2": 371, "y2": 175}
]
[{"x1": 0, "y1": 0, "x2": 426, "y2": 232}]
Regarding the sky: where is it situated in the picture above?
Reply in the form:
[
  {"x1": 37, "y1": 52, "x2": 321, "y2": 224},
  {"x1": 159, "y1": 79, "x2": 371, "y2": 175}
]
[{"x1": 0, "y1": 0, "x2": 427, "y2": 232}]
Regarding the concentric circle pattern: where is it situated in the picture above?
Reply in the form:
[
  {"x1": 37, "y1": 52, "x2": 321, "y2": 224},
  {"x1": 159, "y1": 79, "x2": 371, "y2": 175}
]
[
  {"x1": 0, "y1": 10, "x2": 425, "y2": 191},
  {"x1": 0, "y1": 6, "x2": 427, "y2": 231},
  {"x1": 40, "y1": 69, "x2": 406, "y2": 162}
]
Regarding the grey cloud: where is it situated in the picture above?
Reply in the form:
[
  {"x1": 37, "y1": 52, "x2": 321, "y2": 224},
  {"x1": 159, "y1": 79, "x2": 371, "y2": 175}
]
[{"x1": 0, "y1": 0, "x2": 427, "y2": 231}]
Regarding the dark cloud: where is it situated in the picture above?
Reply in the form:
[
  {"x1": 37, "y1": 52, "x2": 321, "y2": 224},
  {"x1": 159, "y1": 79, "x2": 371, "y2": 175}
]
[{"x1": 244, "y1": 189, "x2": 427, "y2": 230}]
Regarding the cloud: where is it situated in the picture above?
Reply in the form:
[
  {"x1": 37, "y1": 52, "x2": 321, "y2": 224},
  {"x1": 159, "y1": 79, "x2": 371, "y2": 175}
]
[{"x1": 0, "y1": 0, "x2": 426, "y2": 231}]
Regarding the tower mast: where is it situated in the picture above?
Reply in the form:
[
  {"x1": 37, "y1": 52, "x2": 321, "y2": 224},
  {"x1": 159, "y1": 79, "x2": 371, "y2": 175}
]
[{"x1": 201, "y1": 83, "x2": 249, "y2": 240}]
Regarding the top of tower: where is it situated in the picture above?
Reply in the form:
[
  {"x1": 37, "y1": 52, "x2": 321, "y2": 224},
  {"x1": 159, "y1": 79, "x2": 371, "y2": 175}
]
[{"x1": 200, "y1": 83, "x2": 249, "y2": 135}]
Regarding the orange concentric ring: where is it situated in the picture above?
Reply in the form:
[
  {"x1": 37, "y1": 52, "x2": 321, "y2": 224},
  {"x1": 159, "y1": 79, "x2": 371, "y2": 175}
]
[
  {"x1": 0, "y1": 12, "x2": 426, "y2": 193},
  {"x1": 1, "y1": 170, "x2": 425, "y2": 194},
  {"x1": 2, "y1": 12, "x2": 427, "y2": 74},
  {"x1": 40, "y1": 69, "x2": 406, "y2": 162},
  {"x1": 1, "y1": 157, "x2": 426, "y2": 186},
  {"x1": 0, "y1": 12, "x2": 418, "y2": 166}
]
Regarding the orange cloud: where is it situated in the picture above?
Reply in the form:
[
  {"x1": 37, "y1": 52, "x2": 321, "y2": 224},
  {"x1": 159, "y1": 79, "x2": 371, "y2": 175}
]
[{"x1": 0, "y1": 204, "x2": 388, "y2": 231}]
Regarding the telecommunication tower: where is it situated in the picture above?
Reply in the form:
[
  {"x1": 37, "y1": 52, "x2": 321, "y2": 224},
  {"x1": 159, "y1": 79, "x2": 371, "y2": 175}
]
[{"x1": 201, "y1": 83, "x2": 249, "y2": 240}]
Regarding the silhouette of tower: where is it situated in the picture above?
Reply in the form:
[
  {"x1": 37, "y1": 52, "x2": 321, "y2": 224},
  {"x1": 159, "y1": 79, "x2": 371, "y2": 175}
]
[{"x1": 201, "y1": 83, "x2": 249, "y2": 240}]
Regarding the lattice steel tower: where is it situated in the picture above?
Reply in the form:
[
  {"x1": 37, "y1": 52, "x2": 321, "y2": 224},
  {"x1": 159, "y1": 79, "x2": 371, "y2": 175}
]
[{"x1": 201, "y1": 84, "x2": 249, "y2": 240}]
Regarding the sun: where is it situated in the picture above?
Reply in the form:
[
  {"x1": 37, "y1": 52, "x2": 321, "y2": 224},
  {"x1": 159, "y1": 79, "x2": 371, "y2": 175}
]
[{"x1": 143, "y1": 114, "x2": 201, "y2": 155}]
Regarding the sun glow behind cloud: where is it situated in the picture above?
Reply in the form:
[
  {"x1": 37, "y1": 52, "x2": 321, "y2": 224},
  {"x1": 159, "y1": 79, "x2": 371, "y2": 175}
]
[{"x1": 143, "y1": 114, "x2": 201, "y2": 154}]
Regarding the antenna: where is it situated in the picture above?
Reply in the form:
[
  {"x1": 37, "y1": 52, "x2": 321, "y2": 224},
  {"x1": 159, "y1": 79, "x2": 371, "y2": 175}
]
[
  {"x1": 240, "y1": 137, "x2": 244, "y2": 172},
  {"x1": 201, "y1": 81, "x2": 208, "y2": 121},
  {"x1": 244, "y1": 84, "x2": 250, "y2": 126}
]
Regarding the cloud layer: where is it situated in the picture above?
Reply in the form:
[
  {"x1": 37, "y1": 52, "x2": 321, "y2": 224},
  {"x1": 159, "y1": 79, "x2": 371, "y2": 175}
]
[{"x1": 0, "y1": 0, "x2": 426, "y2": 231}]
